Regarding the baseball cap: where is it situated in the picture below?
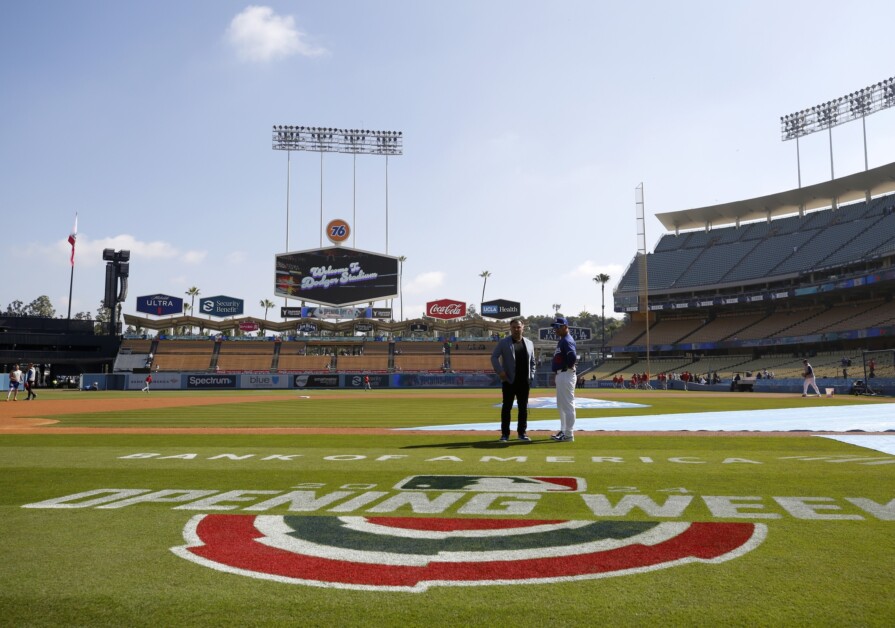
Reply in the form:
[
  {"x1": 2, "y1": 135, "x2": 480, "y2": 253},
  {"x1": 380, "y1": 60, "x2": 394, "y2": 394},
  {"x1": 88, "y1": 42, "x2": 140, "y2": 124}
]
[{"x1": 552, "y1": 316, "x2": 569, "y2": 328}]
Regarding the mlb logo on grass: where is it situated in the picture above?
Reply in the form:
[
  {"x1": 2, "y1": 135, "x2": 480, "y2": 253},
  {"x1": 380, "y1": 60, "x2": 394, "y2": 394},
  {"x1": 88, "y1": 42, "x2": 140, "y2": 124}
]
[{"x1": 394, "y1": 476, "x2": 586, "y2": 492}]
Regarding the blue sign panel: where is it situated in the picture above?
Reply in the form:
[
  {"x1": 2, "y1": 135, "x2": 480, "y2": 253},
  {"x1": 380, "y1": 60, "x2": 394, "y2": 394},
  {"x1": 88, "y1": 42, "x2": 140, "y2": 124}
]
[
  {"x1": 199, "y1": 295, "x2": 244, "y2": 317},
  {"x1": 539, "y1": 326, "x2": 592, "y2": 341},
  {"x1": 481, "y1": 299, "x2": 521, "y2": 320},
  {"x1": 136, "y1": 294, "x2": 183, "y2": 316}
]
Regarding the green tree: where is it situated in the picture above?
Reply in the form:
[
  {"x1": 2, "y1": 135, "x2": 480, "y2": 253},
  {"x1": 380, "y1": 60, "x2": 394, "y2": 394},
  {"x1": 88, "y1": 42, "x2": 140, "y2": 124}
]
[
  {"x1": 479, "y1": 270, "x2": 491, "y2": 304},
  {"x1": 94, "y1": 301, "x2": 110, "y2": 334},
  {"x1": 5, "y1": 300, "x2": 25, "y2": 316},
  {"x1": 26, "y1": 295, "x2": 56, "y2": 318},
  {"x1": 185, "y1": 286, "x2": 201, "y2": 334},
  {"x1": 594, "y1": 273, "x2": 611, "y2": 353},
  {"x1": 260, "y1": 298, "x2": 275, "y2": 334}
]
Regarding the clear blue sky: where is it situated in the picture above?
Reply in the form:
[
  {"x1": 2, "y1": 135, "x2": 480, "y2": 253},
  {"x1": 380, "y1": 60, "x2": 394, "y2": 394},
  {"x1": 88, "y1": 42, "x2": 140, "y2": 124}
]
[{"x1": 3, "y1": 1, "x2": 895, "y2": 324}]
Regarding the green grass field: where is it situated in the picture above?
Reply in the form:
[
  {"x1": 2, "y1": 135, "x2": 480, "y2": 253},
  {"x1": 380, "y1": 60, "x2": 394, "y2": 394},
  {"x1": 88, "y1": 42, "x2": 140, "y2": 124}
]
[{"x1": 1, "y1": 389, "x2": 892, "y2": 626}]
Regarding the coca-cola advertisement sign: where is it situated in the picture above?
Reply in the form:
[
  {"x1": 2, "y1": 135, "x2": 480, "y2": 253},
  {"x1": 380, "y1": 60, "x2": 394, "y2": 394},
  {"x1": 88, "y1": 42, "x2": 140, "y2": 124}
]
[{"x1": 426, "y1": 299, "x2": 466, "y2": 320}]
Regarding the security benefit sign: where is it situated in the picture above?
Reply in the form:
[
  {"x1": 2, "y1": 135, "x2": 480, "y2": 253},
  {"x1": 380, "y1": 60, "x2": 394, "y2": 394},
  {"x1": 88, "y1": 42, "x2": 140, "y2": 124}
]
[
  {"x1": 200, "y1": 296, "x2": 244, "y2": 317},
  {"x1": 136, "y1": 294, "x2": 184, "y2": 316},
  {"x1": 275, "y1": 247, "x2": 399, "y2": 307},
  {"x1": 539, "y1": 326, "x2": 592, "y2": 341},
  {"x1": 481, "y1": 299, "x2": 521, "y2": 320}
]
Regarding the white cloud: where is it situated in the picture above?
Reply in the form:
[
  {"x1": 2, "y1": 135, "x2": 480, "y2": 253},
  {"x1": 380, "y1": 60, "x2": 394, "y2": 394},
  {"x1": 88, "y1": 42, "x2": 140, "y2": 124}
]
[
  {"x1": 403, "y1": 271, "x2": 445, "y2": 294},
  {"x1": 569, "y1": 260, "x2": 625, "y2": 282},
  {"x1": 182, "y1": 250, "x2": 207, "y2": 264},
  {"x1": 50, "y1": 234, "x2": 203, "y2": 267},
  {"x1": 227, "y1": 251, "x2": 248, "y2": 264},
  {"x1": 226, "y1": 6, "x2": 327, "y2": 62}
]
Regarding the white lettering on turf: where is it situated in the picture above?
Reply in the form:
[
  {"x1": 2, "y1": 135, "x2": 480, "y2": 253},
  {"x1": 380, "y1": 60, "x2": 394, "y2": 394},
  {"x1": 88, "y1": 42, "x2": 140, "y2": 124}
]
[{"x1": 20, "y1": 490, "x2": 894, "y2": 521}]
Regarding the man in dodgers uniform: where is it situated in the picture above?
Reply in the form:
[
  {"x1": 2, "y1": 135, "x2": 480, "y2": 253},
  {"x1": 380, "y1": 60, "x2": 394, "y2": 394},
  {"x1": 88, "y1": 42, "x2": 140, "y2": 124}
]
[{"x1": 550, "y1": 316, "x2": 577, "y2": 442}]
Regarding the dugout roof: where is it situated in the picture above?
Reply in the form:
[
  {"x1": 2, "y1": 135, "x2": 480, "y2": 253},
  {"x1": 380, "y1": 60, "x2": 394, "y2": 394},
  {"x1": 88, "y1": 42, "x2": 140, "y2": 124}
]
[{"x1": 655, "y1": 160, "x2": 895, "y2": 233}]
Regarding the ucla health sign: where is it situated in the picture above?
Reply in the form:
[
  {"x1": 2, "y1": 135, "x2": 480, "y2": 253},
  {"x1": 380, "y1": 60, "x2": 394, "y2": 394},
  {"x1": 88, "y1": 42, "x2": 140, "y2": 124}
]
[
  {"x1": 200, "y1": 296, "x2": 244, "y2": 317},
  {"x1": 481, "y1": 299, "x2": 521, "y2": 320},
  {"x1": 136, "y1": 294, "x2": 183, "y2": 316}
]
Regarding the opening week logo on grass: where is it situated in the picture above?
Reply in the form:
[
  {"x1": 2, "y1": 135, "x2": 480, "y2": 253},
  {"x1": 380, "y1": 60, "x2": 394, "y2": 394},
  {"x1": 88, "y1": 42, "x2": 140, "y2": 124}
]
[{"x1": 169, "y1": 475, "x2": 765, "y2": 592}]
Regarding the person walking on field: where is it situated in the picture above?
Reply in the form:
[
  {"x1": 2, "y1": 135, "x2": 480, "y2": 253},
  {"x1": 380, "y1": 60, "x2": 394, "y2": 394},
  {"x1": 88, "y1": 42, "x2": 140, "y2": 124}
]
[
  {"x1": 7, "y1": 364, "x2": 23, "y2": 401},
  {"x1": 142, "y1": 373, "x2": 152, "y2": 393},
  {"x1": 491, "y1": 317, "x2": 537, "y2": 442},
  {"x1": 802, "y1": 359, "x2": 821, "y2": 397},
  {"x1": 550, "y1": 316, "x2": 577, "y2": 442},
  {"x1": 25, "y1": 363, "x2": 38, "y2": 400}
]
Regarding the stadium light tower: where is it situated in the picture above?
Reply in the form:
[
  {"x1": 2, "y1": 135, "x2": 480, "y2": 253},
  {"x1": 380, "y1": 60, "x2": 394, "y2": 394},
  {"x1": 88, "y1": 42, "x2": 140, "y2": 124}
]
[
  {"x1": 780, "y1": 76, "x2": 895, "y2": 189},
  {"x1": 635, "y1": 183, "x2": 650, "y2": 379},
  {"x1": 271, "y1": 126, "x2": 403, "y2": 251}
]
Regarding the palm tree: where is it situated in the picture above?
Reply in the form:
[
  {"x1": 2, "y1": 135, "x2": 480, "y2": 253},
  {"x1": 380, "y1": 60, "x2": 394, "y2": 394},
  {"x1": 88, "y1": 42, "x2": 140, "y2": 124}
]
[
  {"x1": 479, "y1": 270, "x2": 491, "y2": 305},
  {"x1": 181, "y1": 303, "x2": 192, "y2": 336},
  {"x1": 397, "y1": 256, "x2": 407, "y2": 321},
  {"x1": 260, "y1": 298, "x2": 275, "y2": 334},
  {"x1": 594, "y1": 273, "x2": 611, "y2": 355},
  {"x1": 185, "y1": 286, "x2": 201, "y2": 334}
]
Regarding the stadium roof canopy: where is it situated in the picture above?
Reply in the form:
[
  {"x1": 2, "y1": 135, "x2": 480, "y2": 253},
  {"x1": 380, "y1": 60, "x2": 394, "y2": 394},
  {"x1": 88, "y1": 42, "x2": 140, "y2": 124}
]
[{"x1": 655, "y1": 160, "x2": 895, "y2": 234}]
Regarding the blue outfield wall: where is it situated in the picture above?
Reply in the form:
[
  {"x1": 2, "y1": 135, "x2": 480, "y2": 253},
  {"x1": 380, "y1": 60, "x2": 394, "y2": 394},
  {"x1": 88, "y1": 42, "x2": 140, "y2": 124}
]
[
  {"x1": 84, "y1": 372, "x2": 892, "y2": 395},
  {"x1": 87, "y1": 371, "x2": 503, "y2": 391}
]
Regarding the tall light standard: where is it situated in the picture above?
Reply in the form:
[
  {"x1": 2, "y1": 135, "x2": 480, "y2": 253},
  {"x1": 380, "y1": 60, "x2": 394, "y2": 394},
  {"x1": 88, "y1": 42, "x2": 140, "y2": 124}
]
[
  {"x1": 594, "y1": 273, "x2": 610, "y2": 357},
  {"x1": 781, "y1": 76, "x2": 895, "y2": 195},
  {"x1": 397, "y1": 255, "x2": 407, "y2": 321},
  {"x1": 271, "y1": 126, "x2": 403, "y2": 250}
]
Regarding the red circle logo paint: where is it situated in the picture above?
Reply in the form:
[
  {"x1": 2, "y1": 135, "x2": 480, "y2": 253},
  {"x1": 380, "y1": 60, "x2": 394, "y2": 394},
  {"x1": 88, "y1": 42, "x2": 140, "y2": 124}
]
[
  {"x1": 326, "y1": 219, "x2": 351, "y2": 244},
  {"x1": 172, "y1": 514, "x2": 766, "y2": 592}
]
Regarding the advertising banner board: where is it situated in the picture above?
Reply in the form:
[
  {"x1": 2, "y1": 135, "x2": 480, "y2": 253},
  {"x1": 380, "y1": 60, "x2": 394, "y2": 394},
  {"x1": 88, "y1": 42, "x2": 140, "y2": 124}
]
[
  {"x1": 136, "y1": 294, "x2": 183, "y2": 316},
  {"x1": 185, "y1": 374, "x2": 237, "y2": 389},
  {"x1": 481, "y1": 299, "x2": 521, "y2": 319},
  {"x1": 281, "y1": 307, "x2": 303, "y2": 318},
  {"x1": 293, "y1": 374, "x2": 340, "y2": 389},
  {"x1": 426, "y1": 299, "x2": 466, "y2": 320},
  {"x1": 275, "y1": 246, "x2": 399, "y2": 306},
  {"x1": 301, "y1": 306, "x2": 372, "y2": 319},
  {"x1": 126, "y1": 373, "x2": 182, "y2": 390},
  {"x1": 345, "y1": 373, "x2": 389, "y2": 389},
  {"x1": 239, "y1": 373, "x2": 291, "y2": 389},
  {"x1": 539, "y1": 326, "x2": 593, "y2": 341},
  {"x1": 200, "y1": 296, "x2": 244, "y2": 317}
]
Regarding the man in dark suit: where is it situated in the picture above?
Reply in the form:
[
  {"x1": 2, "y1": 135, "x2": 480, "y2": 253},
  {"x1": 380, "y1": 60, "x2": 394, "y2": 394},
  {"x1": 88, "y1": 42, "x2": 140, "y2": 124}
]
[{"x1": 491, "y1": 318, "x2": 537, "y2": 442}]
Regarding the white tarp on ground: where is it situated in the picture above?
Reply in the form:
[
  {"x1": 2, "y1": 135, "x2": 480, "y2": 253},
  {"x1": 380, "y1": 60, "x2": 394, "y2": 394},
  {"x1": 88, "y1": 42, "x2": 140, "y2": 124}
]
[
  {"x1": 406, "y1": 401, "x2": 895, "y2": 433},
  {"x1": 818, "y1": 435, "x2": 895, "y2": 456},
  {"x1": 496, "y1": 397, "x2": 649, "y2": 410}
]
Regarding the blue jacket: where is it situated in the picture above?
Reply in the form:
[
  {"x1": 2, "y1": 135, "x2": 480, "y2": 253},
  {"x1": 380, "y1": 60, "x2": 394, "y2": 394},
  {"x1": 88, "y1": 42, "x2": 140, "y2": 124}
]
[
  {"x1": 552, "y1": 334, "x2": 577, "y2": 372},
  {"x1": 491, "y1": 335, "x2": 536, "y2": 384}
]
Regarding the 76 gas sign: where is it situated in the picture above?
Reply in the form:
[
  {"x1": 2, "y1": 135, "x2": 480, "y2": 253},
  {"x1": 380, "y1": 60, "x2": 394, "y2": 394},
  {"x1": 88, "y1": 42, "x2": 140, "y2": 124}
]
[{"x1": 326, "y1": 219, "x2": 351, "y2": 244}]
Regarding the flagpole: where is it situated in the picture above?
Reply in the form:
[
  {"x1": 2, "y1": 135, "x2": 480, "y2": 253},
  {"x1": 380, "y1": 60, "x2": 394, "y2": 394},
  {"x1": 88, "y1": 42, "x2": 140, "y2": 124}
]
[
  {"x1": 67, "y1": 213, "x2": 78, "y2": 320},
  {"x1": 67, "y1": 265, "x2": 74, "y2": 320}
]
